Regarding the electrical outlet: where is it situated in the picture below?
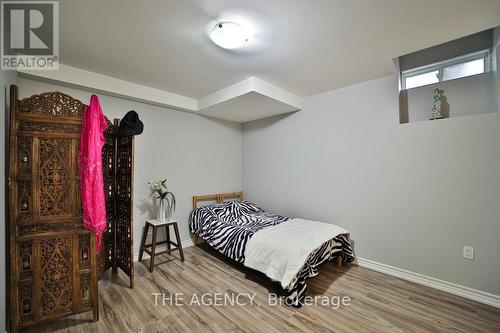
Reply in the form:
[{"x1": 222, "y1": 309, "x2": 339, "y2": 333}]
[{"x1": 463, "y1": 246, "x2": 474, "y2": 260}]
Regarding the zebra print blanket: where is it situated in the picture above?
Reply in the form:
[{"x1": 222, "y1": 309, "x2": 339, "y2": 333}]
[
  {"x1": 190, "y1": 201, "x2": 290, "y2": 262},
  {"x1": 189, "y1": 201, "x2": 354, "y2": 307}
]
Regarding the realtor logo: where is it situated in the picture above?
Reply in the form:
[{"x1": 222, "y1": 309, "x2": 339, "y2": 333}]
[{"x1": 1, "y1": 0, "x2": 59, "y2": 70}]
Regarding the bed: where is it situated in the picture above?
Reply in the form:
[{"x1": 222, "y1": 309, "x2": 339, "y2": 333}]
[{"x1": 189, "y1": 192, "x2": 355, "y2": 307}]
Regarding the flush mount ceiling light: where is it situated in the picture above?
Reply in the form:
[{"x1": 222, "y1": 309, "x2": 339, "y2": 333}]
[{"x1": 209, "y1": 21, "x2": 249, "y2": 49}]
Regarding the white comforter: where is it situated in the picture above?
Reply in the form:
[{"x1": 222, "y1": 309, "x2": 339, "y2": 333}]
[{"x1": 243, "y1": 218, "x2": 349, "y2": 289}]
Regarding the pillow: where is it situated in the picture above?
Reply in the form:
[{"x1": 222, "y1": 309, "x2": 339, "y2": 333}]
[
  {"x1": 237, "y1": 201, "x2": 262, "y2": 214},
  {"x1": 206, "y1": 201, "x2": 242, "y2": 220}
]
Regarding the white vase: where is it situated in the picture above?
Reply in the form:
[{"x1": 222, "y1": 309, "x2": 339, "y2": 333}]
[{"x1": 157, "y1": 199, "x2": 171, "y2": 222}]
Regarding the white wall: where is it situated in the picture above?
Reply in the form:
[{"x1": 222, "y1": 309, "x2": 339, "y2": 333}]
[
  {"x1": 8, "y1": 70, "x2": 500, "y2": 316},
  {"x1": 17, "y1": 77, "x2": 242, "y2": 253},
  {"x1": 495, "y1": 28, "x2": 500, "y2": 113},
  {"x1": 243, "y1": 75, "x2": 500, "y2": 296},
  {"x1": 406, "y1": 72, "x2": 496, "y2": 123},
  {"x1": 1, "y1": 70, "x2": 17, "y2": 333}
]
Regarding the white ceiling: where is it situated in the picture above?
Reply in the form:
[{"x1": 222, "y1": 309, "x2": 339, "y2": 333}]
[
  {"x1": 197, "y1": 77, "x2": 302, "y2": 122},
  {"x1": 199, "y1": 91, "x2": 298, "y2": 123},
  {"x1": 61, "y1": 0, "x2": 500, "y2": 99}
]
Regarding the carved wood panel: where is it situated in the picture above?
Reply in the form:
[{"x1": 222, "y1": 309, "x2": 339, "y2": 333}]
[
  {"x1": 19, "y1": 121, "x2": 82, "y2": 134},
  {"x1": 16, "y1": 136, "x2": 32, "y2": 177},
  {"x1": 9, "y1": 87, "x2": 98, "y2": 332},
  {"x1": 18, "y1": 283, "x2": 34, "y2": 325},
  {"x1": 18, "y1": 91, "x2": 85, "y2": 118},
  {"x1": 78, "y1": 233, "x2": 91, "y2": 270},
  {"x1": 18, "y1": 241, "x2": 34, "y2": 281},
  {"x1": 9, "y1": 86, "x2": 135, "y2": 331},
  {"x1": 97, "y1": 120, "x2": 115, "y2": 275},
  {"x1": 115, "y1": 133, "x2": 134, "y2": 287},
  {"x1": 40, "y1": 237, "x2": 73, "y2": 318},
  {"x1": 39, "y1": 137, "x2": 72, "y2": 218},
  {"x1": 78, "y1": 273, "x2": 91, "y2": 309},
  {"x1": 16, "y1": 180, "x2": 32, "y2": 221}
]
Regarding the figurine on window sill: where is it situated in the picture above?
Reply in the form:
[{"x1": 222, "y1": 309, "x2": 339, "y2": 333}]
[{"x1": 431, "y1": 88, "x2": 446, "y2": 120}]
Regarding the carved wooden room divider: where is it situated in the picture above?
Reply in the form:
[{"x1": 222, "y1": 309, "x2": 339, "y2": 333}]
[{"x1": 8, "y1": 85, "x2": 134, "y2": 332}]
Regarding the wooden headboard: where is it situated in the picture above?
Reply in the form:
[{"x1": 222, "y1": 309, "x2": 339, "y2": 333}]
[{"x1": 192, "y1": 192, "x2": 244, "y2": 209}]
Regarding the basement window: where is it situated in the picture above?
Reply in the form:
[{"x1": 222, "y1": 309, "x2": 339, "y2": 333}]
[{"x1": 401, "y1": 50, "x2": 491, "y2": 90}]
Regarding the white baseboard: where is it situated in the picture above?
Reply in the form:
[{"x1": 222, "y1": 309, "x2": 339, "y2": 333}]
[
  {"x1": 356, "y1": 257, "x2": 500, "y2": 309},
  {"x1": 133, "y1": 238, "x2": 194, "y2": 262}
]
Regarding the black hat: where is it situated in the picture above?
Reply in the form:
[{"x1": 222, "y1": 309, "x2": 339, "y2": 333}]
[{"x1": 119, "y1": 111, "x2": 143, "y2": 136}]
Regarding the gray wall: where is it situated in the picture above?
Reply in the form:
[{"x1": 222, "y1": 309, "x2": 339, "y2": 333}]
[
  {"x1": 398, "y1": 29, "x2": 493, "y2": 72},
  {"x1": 243, "y1": 75, "x2": 500, "y2": 296},
  {"x1": 7, "y1": 71, "x2": 500, "y2": 323},
  {"x1": 406, "y1": 72, "x2": 496, "y2": 123},
  {"x1": 17, "y1": 77, "x2": 242, "y2": 253},
  {"x1": 495, "y1": 27, "x2": 500, "y2": 113},
  {"x1": 1, "y1": 70, "x2": 17, "y2": 333}
]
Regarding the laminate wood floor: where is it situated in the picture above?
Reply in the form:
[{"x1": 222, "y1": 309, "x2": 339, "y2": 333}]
[{"x1": 25, "y1": 244, "x2": 500, "y2": 333}]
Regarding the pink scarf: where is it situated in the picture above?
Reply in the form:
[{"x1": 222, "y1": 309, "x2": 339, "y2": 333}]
[{"x1": 79, "y1": 95, "x2": 108, "y2": 253}]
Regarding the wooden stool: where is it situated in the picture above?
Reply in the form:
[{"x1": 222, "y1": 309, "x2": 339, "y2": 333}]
[{"x1": 139, "y1": 218, "x2": 185, "y2": 272}]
